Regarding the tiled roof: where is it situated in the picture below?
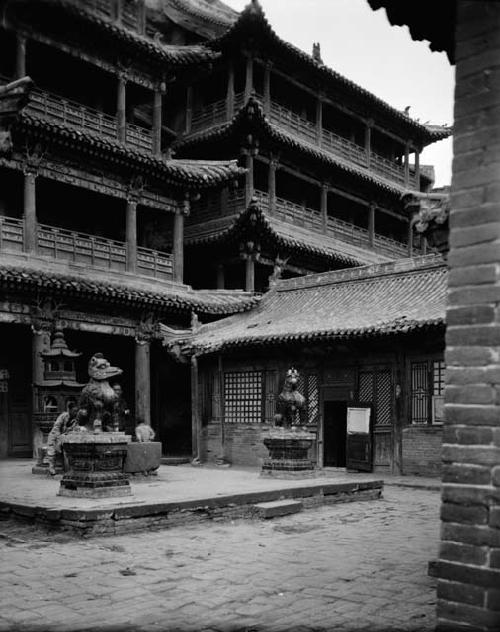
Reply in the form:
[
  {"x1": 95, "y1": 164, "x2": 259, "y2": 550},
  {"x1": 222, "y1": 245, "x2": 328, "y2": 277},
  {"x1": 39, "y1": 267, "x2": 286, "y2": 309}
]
[
  {"x1": 0, "y1": 258, "x2": 259, "y2": 316},
  {"x1": 186, "y1": 199, "x2": 390, "y2": 267},
  {"x1": 177, "y1": 98, "x2": 421, "y2": 198},
  {"x1": 178, "y1": 255, "x2": 446, "y2": 354},
  {"x1": 14, "y1": 112, "x2": 243, "y2": 188},
  {"x1": 209, "y1": 2, "x2": 452, "y2": 144},
  {"x1": 14, "y1": 0, "x2": 221, "y2": 66},
  {"x1": 157, "y1": 0, "x2": 238, "y2": 38}
]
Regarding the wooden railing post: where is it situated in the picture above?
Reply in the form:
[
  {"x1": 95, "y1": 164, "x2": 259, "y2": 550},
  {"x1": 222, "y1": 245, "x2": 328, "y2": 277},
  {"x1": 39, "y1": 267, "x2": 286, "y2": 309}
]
[
  {"x1": 116, "y1": 75, "x2": 127, "y2": 143},
  {"x1": 368, "y1": 203, "x2": 375, "y2": 246},
  {"x1": 173, "y1": 197, "x2": 189, "y2": 283},
  {"x1": 226, "y1": 62, "x2": 235, "y2": 120},
  {"x1": 263, "y1": 62, "x2": 272, "y2": 115},
  {"x1": 125, "y1": 197, "x2": 137, "y2": 273},
  {"x1": 404, "y1": 142, "x2": 410, "y2": 188},
  {"x1": 316, "y1": 95, "x2": 323, "y2": 146},
  {"x1": 365, "y1": 119, "x2": 373, "y2": 169},
  {"x1": 23, "y1": 166, "x2": 38, "y2": 254},
  {"x1": 268, "y1": 156, "x2": 278, "y2": 215},
  {"x1": 185, "y1": 86, "x2": 193, "y2": 134},
  {"x1": 321, "y1": 183, "x2": 328, "y2": 234},
  {"x1": 414, "y1": 147, "x2": 421, "y2": 190},
  {"x1": 15, "y1": 34, "x2": 26, "y2": 79},
  {"x1": 152, "y1": 86, "x2": 163, "y2": 156}
]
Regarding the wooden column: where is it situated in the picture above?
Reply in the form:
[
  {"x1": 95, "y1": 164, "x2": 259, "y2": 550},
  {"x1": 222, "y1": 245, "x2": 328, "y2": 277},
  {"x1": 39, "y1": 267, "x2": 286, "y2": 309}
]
[
  {"x1": 414, "y1": 147, "x2": 421, "y2": 190},
  {"x1": 173, "y1": 202, "x2": 187, "y2": 283},
  {"x1": 320, "y1": 183, "x2": 328, "y2": 233},
  {"x1": 135, "y1": 338, "x2": 151, "y2": 426},
  {"x1": 23, "y1": 170, "x2": 37, "y2": 254},
  {"x1": 268, "y1": 157, "x2": 277, "y2": 214},
  {"x1": 244, "y1": 151, "x2": 254, "y2": 207},
  {"x1": 32, "y1": 327, "x2": 50, "y2": 457},
  {"x1": 152, "y1": 88, "x2": 163, "y2": 156},
  {"x1": 226, "y1": 62, "x2": 235, "y2": 120},
  {"x1": 245, "y1": 256, "x2": 255, "y2": 293},
  {"x1": 116, "y1": 76, "x2": 127, "y2": 143},
  {"x1": 185, "y1": 86, "x2": 193, "y2": 134},
  {"x1": 114, "y1": 0, "x2": 123, "y2": 23},
  {"x1": 408, "y1": 219, "x2": 415, "y2": 257},
  {"x1": 244, "y1": 54, "x2": 253, "y2": 101},
  {"x1": 190, "y1": 354, "x2": 201, "y2": 461},
  {"x1": 368, "y1": 203, "x2": 375, "y2": 246},
  {"x1": 216, "y1": 264, "x2": 225, "y2": 289},
  {"x1": 15, "y1": 34, "x2": 26, "y2": 79},
  {"x1": 365, "y1": 120, "x2": 373, "y2": 168},
  {"x1": 316, "y1": 97, "x2": 323, "y2": 145},
  {"x1": 263, "y1": 63, "x2": 271, "y2": 115},
  {"x1": 125, "y1": 198, "x2": 137, "y2": 273},
  {"x1": 404, "y1": 143, "x2": 410, "y2": 188},
  {"x1": 137, "y1": 0, "x2": 146, "y2": 34}
]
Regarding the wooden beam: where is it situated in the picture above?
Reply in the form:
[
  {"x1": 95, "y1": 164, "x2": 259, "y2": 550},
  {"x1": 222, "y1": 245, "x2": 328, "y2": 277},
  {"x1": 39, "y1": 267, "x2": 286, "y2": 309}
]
[
  {"x1": 135, "y1": 339, "x2": 151, "y2": 425},
  {"x1": 244, "y1": 54, "x2": 254, "y2": 101},
  {"x1": 226, "y1": 61, "x2": 235, "y2": 120},
  {"x1": 173, "y1": 208, "x2": 185, "y2": 283},
  {"x1": 125, "y1": 199, "x2": 137, "y2": 273},
  {"x1": 23, "y1": 171, "x2": 37, "y2": 254},
  {"x1": 191, "y1": 355, "x2": 200, "y2": 461},
  {"x1": 152, "y1": 89, "x2": 163, "y2": 156},
  {"x1": 116, "y1": 76, "x2": 127, "y2": 143},
  {"x1": 15, "y1": 34, "x2": 26, "y2": 79}
]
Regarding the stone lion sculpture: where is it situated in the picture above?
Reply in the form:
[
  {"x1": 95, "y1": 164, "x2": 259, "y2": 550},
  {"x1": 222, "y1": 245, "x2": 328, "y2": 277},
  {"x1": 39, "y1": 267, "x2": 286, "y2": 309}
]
[{"x1": 79, "y1": 353, "x2": 123, "y2": 432}]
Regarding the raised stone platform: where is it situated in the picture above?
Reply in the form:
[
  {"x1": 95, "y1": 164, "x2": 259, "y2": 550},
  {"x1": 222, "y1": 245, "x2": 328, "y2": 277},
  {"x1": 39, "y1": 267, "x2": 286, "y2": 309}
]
[{"x1": 0, "y1": 460, "x2": 383, "y2": 537}]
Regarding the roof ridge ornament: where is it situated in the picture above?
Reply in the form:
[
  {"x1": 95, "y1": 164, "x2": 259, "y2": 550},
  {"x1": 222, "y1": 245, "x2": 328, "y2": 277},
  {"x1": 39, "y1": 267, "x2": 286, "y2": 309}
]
[
  {"x1": 312, "y1": 42, "x2": 323, "y2": 65},
  {"x1": 246, "y1": 0, "x2": 264, "y2": 16}
]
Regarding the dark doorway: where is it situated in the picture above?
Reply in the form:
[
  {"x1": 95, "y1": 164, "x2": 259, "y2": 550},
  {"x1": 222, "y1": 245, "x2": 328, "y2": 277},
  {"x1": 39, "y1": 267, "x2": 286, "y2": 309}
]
[{"x1": 323, "y1": 401, "x2": 347, "y2": 467}]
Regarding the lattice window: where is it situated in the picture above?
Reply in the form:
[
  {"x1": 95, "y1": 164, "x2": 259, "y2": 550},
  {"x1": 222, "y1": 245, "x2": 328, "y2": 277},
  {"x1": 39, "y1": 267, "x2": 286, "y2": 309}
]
[
  {"x1": 359, "y1": 371, "x2": 374, "y2": 403},
  {"x1": 224, "y1": 371, "x2": 263, "y2": 423},
  {"x1": 433, "y1": 360, "x2": 445, "y2": 396},
  {"x1": 307, "y1": 374, "x2": 319, "y2": 425},
  {"x1": 411, "y1": 362, "x2": 429, "y2": 424},
  {"x1": 376, "y1": 369, "x2": 392, "y2": 426}
]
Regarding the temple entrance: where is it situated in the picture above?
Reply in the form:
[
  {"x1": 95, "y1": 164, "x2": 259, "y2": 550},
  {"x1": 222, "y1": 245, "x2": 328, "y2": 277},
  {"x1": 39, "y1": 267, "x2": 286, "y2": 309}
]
[
  {"x1": 323, "y1": 401, "x2": 347, "y2": 467},
  {"x1": 0, "y1": 324, "x2": 32, "y2": 458}
]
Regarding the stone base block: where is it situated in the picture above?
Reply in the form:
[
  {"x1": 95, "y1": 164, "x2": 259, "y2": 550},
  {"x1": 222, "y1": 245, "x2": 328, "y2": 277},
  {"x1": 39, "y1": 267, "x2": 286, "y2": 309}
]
[
  {"x1": 253, "y1": 499, "x2": 303, "y2": 518},
  {"x1": 58, "y1": 483, "x2": 132, "y2": 498},
  {"x1": 125, "y1": 442, "x2": 161, "y2": 475},
  {"x1": 260, "y1": 468, "x2": 319, "y2": 479}
]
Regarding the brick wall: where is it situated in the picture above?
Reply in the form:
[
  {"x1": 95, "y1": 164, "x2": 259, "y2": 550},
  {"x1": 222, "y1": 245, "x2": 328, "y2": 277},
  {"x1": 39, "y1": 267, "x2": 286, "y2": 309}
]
[
  {"x1": 436, "y1": 3, "x2": 500, "y2": 630},
  {"x1": 202, "y1": 422, "x2": 270, "y2": 466},
  {"x1": 402, "y1": 426, "x2": 443, "y2": 477}
]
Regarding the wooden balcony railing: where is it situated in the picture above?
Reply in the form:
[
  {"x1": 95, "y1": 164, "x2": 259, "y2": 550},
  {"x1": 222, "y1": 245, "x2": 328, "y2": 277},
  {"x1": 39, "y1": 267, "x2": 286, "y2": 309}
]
[
  {"x1": 0, "y1": 216, "x2": 173, "y2": 281},
  {"x1": 26, "y1": 89, "x2": 153, "y2": 154},
  {"x1": 189, "y1": 92, "x2": 418, "y2": 189},
  {"x1": 193, "y1": 189, "x2": 415, "y2": 259}
]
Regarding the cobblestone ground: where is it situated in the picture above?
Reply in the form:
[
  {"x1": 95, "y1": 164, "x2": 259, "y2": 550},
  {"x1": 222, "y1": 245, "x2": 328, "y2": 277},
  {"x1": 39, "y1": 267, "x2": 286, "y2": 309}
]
[{"x1": 0, "y1": 486, "x2": 439, "y2": 632}]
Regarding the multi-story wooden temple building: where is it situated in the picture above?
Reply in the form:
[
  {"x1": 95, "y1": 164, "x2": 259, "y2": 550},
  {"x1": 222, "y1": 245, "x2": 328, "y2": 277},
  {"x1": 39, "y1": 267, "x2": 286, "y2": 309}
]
[{"x1": 0, "y1": 0, "x2": 450, "y2": 473}]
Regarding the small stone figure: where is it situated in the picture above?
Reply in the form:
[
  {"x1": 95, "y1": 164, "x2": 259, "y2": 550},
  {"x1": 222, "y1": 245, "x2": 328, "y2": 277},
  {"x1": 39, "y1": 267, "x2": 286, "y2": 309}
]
[
  {"x1": 47, "y1": 402, "x2": 86, "y2": 475},
  {"x1": 275, "y1": 367, "x2": 306, "y2": 429},
  {"x1": 135, "y1": 422, "x2": 156, "y2": 443},
  {"x1": 79, "y1": 353, "x2": 123, "y2": 432},
  {"x1": 111, "y1": 382, "x2": 130, "y2": 433}
]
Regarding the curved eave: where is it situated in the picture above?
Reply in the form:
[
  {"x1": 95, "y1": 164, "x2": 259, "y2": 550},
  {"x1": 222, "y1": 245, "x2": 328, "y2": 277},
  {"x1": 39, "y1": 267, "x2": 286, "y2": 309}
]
[
  {"x1": 188, "y1": 318, "x2": 446, "y2": 356},
  {"x1": 10, "y1": 0, "x2": 221, "y2": 67},
  {"x1": 0, "y1": 264, "x2": 259, "y2": 316},
  {"x1": 177, "y1": 99, "x2": 417, "y2": 198},
  {"x1": 186, "y1": 200, "x2": 370, "y2": 268},
  {"x1": 158, "y1": 0, "x2": 238, "y2": 39},
  {"x1": 209, "y1": 2, "x2": 451, "y2": 145},
  {"x1": 12, "y1": 113, "x2": 243, "y2": 189}
]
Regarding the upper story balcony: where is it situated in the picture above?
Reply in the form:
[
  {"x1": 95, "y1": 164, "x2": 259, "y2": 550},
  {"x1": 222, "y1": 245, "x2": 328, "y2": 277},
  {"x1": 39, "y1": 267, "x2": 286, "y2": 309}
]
[
  {"x1": 189, "y1": 187, "x2": 421, "y2": 260},
  {"x1": 0, "y1": 215, "x2": 173, "y2": 281},
  {"x1": 26, "y1": 86, "x2": 154, "y2": 154},
  {"x1": 188, "y1": 92, "x2": 419, "y2": 190}
]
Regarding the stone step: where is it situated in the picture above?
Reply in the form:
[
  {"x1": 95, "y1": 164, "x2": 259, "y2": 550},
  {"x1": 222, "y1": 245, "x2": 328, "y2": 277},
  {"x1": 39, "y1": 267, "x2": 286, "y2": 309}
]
[{"x1": 253, "y1": 499, "x2": 303, "y2": 519}]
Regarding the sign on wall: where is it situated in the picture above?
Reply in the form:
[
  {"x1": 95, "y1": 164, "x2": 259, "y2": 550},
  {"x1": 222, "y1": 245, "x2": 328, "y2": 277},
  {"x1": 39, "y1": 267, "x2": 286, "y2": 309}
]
[{"x1": 347, "y1": 407, "x2": 371, "y2": 434}]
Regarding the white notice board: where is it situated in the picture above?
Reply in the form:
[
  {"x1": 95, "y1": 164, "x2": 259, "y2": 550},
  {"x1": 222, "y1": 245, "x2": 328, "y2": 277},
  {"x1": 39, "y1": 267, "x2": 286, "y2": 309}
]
[{"x1": 347, "y1": 407, "x2": 371, "y2": 434}]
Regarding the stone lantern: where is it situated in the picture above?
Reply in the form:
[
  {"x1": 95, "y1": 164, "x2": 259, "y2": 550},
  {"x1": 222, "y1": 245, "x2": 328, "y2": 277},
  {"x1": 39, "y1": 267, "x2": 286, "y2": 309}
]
[{"x1": 32, "y1": 328, "x2": 84, "y2": 474}]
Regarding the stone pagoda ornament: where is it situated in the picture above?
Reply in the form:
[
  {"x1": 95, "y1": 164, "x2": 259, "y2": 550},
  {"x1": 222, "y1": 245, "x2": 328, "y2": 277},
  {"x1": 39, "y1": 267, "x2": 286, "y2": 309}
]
[
  {"x1": 261, "y1": 368, "x2": 316, "y2": 478},
  {"x1": 32, "y1": 328, "x2": 84, "y2": 475},
  {"x1": 58, "y1": 353, "x2": 132, "y2": 498}
]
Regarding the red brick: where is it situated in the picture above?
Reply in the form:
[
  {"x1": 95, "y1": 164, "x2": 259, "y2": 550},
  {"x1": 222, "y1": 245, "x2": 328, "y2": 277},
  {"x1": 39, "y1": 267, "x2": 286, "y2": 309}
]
[
  {"x1": 486, "y1": 589, "x2": 500, "y2": 611},
  {"x1": 446, "y1": 347, "x2": 496, "y2": 367},
  {"x1": 446, "y1": 326, "x2": 500, "y2": 347},
  {"x1": 436, "y1": 560, "x2": 500, "y2": 589},
  {"x1": 442, "y1": 523, "x2": 500, "y2": 548},
  {"x1": 445, "y1": 405, "x2": 500, "y2": 426},
  {"x1": 443, "y1": 485, "x2": 500, "y2": 507},
  {"x1": 443, "y1": 464, "x2": 492, "y2": 485},
  {"x1": 491, "y1": 507, "x2": 500, "y2": 528},
  {"x1": 451, "y1": 207, "x2": 500, "y2": 230},
  {"x1": 442, "y1": 445, "x2": 500, "y2": 466},
  {"x1": 437, "y1": 598, "x2": 500, "y2": 628},
  {"x1": 493, "y1": 467, "x2": 500, "y2": 486},
  {"x1": 448, "y1": 243, "x2": 500, "y2": 267},
  {"x1": 450, "y1": 223, "x2": 500, "y2": 248},
  {"x1": 437, "y1": 579, "x2": 486, "y2": 607},
  {"x1": 447, "y1": 306, "x2": 496, "y2": 326},
  {"x1": 491, "y1": 549, "x2": 500, "y2": 568},
  {"x1": 446, "y1": 385, "x2": 495, "y2": 405},
  {"x1": 447, "y1": 367, "x2": 500, "y2": 386},
  {"x1": 440, "y1": 541, "x2": 489, "y2": 565},
  {"x1": 441, "y1": 502, "x2": 489, "y2": 525}
]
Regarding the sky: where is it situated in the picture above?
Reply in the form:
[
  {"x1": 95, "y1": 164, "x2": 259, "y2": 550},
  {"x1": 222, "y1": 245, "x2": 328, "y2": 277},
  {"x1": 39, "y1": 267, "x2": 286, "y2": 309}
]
[{"x1": 223, "y1": 0, "x2": 455, "y2": 187}]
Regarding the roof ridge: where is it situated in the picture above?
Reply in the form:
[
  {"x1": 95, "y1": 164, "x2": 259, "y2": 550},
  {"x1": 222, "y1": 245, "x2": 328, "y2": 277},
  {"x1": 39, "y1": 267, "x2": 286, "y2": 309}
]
[{"x1": 274, "y1": 254, "x2": 446, "y2": 292}]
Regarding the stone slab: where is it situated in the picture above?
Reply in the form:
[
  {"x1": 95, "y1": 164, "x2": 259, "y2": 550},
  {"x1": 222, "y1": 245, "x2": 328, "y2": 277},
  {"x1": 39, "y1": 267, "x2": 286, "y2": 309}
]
[
  {"x1": 124, "y1": 442, "x2": 161, "y2": 475},
  {"x1": 253, "y1": 499, "x2": 303, "y2": 519}
]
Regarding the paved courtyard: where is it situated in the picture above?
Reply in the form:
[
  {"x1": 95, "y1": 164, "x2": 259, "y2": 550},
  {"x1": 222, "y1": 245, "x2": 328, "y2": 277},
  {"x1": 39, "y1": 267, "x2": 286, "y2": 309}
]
[{"x1": 0, "y1": 485, "x2": 439, "y2": 632}]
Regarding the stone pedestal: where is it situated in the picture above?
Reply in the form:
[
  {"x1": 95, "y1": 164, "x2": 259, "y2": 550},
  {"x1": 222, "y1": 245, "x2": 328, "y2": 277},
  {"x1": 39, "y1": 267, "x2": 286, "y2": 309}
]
[
  {"x1": 31, "y1": 415, "x2": 58, "y2": 475},
  {"x1": 58, "y1": 432, "x2": 132, "y2": 498},
  {"x1": 124, "y1": 442, "x2": 161, "y2": 476},
  {"x1": 261, "y1": 428, "x2": 316, "y2": 478}
]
